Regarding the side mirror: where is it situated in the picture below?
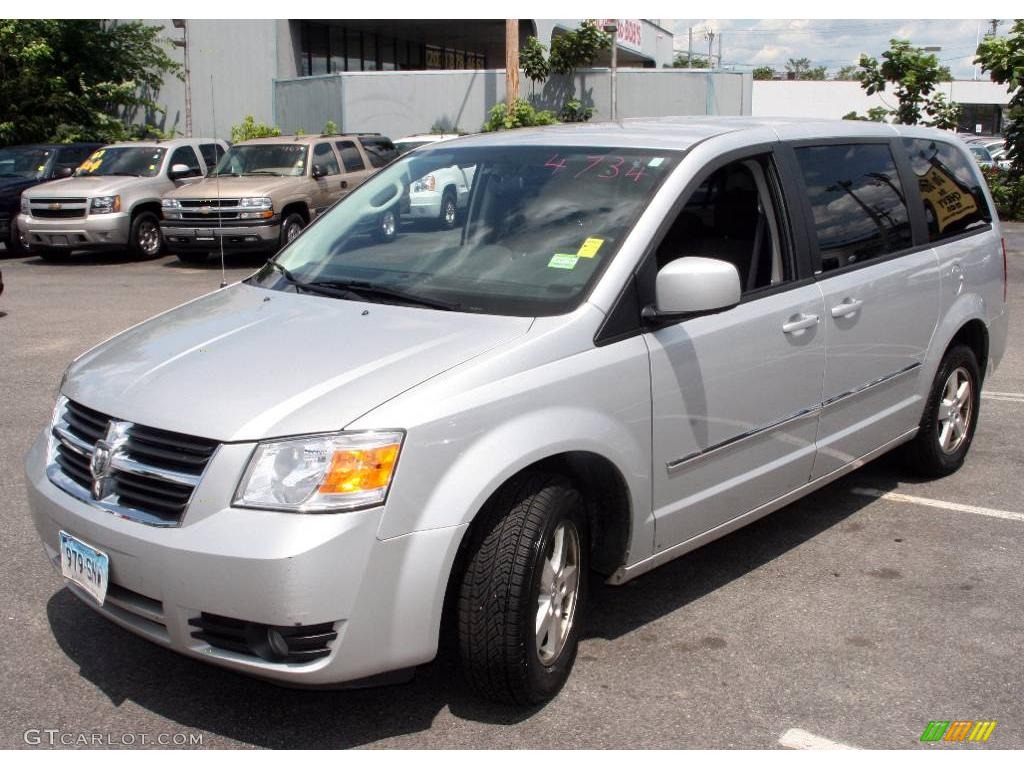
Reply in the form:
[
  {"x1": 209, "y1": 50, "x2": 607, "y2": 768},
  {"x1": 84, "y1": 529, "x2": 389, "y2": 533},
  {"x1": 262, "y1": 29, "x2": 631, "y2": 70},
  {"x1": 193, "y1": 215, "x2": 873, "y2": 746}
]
[
  {"x1": 54, "y1": 166, "x2": 74, "y2": 179},
  {"x1": 642, "y1": 257, "x2": 741, "y2": 324},
  {"x1": 169, "y1": 163, "x2": 194, "y2": 180},
  {"x1": 311, "y1": 164, "x2": 325, "y2": 179}
]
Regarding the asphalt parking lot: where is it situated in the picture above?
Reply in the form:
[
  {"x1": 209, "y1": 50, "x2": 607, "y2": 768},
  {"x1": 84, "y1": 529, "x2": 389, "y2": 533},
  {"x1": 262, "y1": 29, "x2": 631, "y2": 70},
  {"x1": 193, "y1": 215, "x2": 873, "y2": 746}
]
[{"x1": 1, "y1": 225, "x2": 1022, "y2": 750}]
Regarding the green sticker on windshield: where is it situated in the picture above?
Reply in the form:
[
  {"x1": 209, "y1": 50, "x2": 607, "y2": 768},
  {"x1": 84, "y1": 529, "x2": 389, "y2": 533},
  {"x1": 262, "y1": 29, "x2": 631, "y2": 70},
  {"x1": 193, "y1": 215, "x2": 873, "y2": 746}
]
[{"x1": 548, "y1": 253, "x2": 579, "y2": 270}]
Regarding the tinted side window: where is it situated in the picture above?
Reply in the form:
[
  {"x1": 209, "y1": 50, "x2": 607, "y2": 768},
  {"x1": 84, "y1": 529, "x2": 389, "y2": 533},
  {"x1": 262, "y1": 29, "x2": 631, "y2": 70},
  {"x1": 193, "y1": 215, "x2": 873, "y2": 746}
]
[
  {"x1": 795, "y1": 143, "x2": 913, "y2": 272},
  {"x1": 902, "y1": 138, "x2": 992, "y2": 243},
  {"x1": 313, "y1": 142, "x2": 341, "y2": 176},
  {"x1": 361, "y1": 137, "x2": 398, "y2": 168},
  {"x1": 199, "y1": 143, "x2": 224, "y2": 170},
  {"x1": 335, "y1": 141, "x2": 365, "y2": 172},
  {"x1": 168, "y1": 145, "x2": 201, "y2": 176}
]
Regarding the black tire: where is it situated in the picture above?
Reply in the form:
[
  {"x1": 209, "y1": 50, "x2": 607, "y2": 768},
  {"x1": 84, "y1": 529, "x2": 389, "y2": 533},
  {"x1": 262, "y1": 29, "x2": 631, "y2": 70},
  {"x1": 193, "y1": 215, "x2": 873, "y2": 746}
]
[
  {"x1": 279, "y1": 212, "x2": 305, "y2": 250},
  {"x1": 127, "y1": 211, "x2": 163, "y2": 259},
  {"x1": 458, "y1": 472, "x2": 588, "y2": 705},
  {"x1": 439, "y1": 188, "x2": 458, "y2": 230},
  {"x1": 4, "y1": 227, "x2": 29, "y2": 256},
  {"x1": 176, "y1": 252, "x2": 209, "y2": 265},
  {"x1": 902, "y1": 344, "x2": 981, "y2": 478}
]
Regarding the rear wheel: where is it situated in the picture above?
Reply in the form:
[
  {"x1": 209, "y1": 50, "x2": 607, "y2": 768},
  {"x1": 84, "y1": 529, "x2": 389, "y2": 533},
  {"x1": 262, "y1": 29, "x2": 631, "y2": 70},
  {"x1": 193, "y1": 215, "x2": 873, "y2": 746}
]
[
  {"x1": 128, "y1": 211, "x2": 162, "y2": 259},
  {"x1": 902, "y1": 344, "x2": 981, "y2": 477},
  {"x1": 457, "y1": 472, "x2": 587, "y2": 705}
]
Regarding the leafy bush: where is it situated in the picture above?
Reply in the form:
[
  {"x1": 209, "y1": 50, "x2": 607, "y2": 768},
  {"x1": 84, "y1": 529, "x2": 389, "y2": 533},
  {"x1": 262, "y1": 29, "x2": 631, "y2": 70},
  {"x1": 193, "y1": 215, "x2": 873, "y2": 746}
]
[
  {"x1": 520, "y1": 36, "x2": 550, "y2": 85},
  {"x1": 483, "y1": 99, "x2": 558, "y2": 132},
  {"x1": 230, "y1": 115, "x2": 280, "y2": 143},
  {"x1": 322, "y1": 119, "x2": 338, "y2": 134},
  {"x1": 981, "y1": 166, "x2": 1024, "y2": 220},
  {"x1": 559, "y1": 99, "x2": 594, "y2": 123}
]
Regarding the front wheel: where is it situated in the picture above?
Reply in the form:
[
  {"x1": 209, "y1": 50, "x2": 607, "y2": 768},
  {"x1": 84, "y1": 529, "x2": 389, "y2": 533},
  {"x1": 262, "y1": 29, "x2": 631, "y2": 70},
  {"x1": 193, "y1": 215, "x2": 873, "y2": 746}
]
[
  {"x1": 279, "y1": 213, "x2": 305, "y2": 250},
  {"x1": 375, "y1": 208, "x2": 398, "y2": 243},
  {"x1": 457, "y1": 472, "x2": 587, "y2": 705},
  {"x1": 439, "y1": 189, "x2": 457, "y2": 229},
  {"x1": 128, "y1": 211, "x2": 163, "y2": 259},
  {"x1": 902, "y1": 344, "x2": 981, "y2": 477}
]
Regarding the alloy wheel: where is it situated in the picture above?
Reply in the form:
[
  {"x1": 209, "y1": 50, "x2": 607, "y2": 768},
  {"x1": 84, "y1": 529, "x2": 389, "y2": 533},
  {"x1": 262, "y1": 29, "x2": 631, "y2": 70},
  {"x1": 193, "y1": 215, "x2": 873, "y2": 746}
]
[
  {"x1": 937, "y1": 366, "x2": 973, "y2": 454},
  {"x1": 137, "y1": 219, "x2": 161, "y2": 256},
  {"x1": 535, "y1": 519, "x2": 581, "y2": 666}
]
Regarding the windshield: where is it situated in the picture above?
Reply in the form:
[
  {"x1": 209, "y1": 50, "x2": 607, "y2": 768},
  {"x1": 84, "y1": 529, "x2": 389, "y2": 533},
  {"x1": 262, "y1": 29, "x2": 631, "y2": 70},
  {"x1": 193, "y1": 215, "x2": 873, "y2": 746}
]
[
  {"x1": 0, "y1": 148, "x2": 52, "y2": 179},
  {"x1": 211, "y1": 144, "x2": 308, "y2": 177},
  {"x1": 251, "y1": 144, "x2": 679, "y2": 316},
  {"x1": 969, "y1": 146, "x2": 991, "y2": 161},
  {"x1": 77, "y1": 147, "x2": 166, "y2": 177},
  {"x1": 395, "y1": 140, "x2": 435, "y2": 155}
]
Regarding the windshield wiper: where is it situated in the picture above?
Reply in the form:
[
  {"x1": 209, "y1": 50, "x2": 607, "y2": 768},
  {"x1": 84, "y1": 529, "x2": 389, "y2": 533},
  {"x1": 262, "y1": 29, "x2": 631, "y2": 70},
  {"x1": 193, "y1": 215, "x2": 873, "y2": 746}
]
[
  {"x1": 266, "y1": 261, "x2": 458, "y2": 310},
  {"x1": 308, "y1": 279, "x2": 461, "y2": 311},
  {"x1": 242, "y1": 171, "x2": 281, "y2": 176},
  {"x1": 207, "y1": 172, "x2": 240, "y2": 178}
]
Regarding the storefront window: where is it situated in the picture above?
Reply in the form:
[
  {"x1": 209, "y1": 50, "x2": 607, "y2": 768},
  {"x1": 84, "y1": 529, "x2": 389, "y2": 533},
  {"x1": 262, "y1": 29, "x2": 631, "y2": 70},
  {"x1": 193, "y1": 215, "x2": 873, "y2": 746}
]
[
  {"x1": 300, "y1": 23, "x2": 485, "y2": 75},
  {"x1": 363, "y1": 33, "x2": 378, "y2": 71}
]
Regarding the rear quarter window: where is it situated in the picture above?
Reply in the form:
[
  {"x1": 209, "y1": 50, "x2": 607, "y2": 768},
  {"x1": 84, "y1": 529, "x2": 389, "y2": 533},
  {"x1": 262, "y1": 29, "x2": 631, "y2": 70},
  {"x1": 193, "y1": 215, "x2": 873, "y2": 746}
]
[
  {"x1": 795, "y1": 143, "x2": 913, "y2": 273},
  {"x1": 902, "y1": 138, "x2": 992, "y2": 243}
]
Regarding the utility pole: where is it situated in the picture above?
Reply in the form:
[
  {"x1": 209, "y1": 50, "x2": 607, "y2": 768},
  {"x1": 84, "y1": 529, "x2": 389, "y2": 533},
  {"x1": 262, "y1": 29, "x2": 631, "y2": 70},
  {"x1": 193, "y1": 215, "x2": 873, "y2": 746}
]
[
  {"x1": 603, "y1": 22, "x2": 618, "y2": 120},
  {"x1": 505, "y1": 19, "x2": 520, "y2": 109},
  {"x1": 171, "y1": 19, "x2": 191, "y2": 137},
  {"x1": 688, "y1": 27, "x2": 693, "y2": 67},
  {"x1": 705, "y1": 28, "x2": 716, "y2": 70},
  {"x1": 988, "y1": 19, "x2": 1001, "y2": 37}
]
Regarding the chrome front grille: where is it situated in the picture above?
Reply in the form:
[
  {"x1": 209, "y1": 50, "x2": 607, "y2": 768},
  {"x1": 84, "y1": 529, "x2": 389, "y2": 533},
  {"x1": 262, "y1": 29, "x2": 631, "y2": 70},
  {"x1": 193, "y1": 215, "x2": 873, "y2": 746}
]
[
  {"x1": 47, "y1": 398, "x2": 219, "y2": 527},
  {"x1": 30, "y1": 197, "x2": 88, "y2": 220},
  {"x1": 177, "y1": 198, "x2": 242, "y2": 221}
]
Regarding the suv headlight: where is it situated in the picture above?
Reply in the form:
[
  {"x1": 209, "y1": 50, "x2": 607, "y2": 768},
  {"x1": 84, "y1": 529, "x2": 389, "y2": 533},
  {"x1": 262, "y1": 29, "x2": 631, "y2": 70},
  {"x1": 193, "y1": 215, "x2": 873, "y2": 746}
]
[
  {"x1": 20, "y1": 196, "x2": 29, "y2": 215},
  {"x1": 234, "y1": 431, "x2": 404, "y2": 512},
  {"x1": 413, "y1": 174, "x2": 436, "y2": 193},
  {"x1": 161, "y1": 198, "x2": 182, "y2": 209},
  {"x1": 162, "y1": 198, "x2": 182, "y2": 219},
  {"x1": 89, "y1": 195, "x2": 121, "y2": 215},
  {"x1": 239, "y1": 196, "x2": 273, "y2": 220}
]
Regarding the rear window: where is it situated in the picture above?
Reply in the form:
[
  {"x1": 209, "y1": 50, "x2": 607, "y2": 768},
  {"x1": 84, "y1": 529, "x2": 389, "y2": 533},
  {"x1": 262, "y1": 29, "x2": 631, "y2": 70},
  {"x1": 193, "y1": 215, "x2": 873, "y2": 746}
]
[
  {"x1": 902, "y1": 138, "x2": 992, "y2": 243},
  {"x1": 360, "y1": 137, "x2": 398, "y2": 168},
  {"x1": 795, "y1": 143, "x2": 913, "y2": 272}
]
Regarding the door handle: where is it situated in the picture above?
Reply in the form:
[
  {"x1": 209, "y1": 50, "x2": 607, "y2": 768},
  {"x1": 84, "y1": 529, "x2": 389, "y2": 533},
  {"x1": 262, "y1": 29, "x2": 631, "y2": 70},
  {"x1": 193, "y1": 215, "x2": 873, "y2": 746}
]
[
  {"x1": 830, "y1": 298, "x2": 864, "y2": 318},
  {"x1": 782, "y1": 313, "x2": 820, "y2": 333},
  {"x1": 340, "y1": 180, "x2": 348, "y2": 189}
]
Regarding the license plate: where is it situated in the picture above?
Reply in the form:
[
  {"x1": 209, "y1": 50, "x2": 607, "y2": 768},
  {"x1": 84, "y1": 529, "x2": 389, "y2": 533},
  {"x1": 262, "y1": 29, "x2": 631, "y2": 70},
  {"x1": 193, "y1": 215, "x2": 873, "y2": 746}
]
[
  {"x1": 194, "y1": 228, "x2": 214, "y2": 240},
  {"x1": 50, "y1": 235, "x2": 69, "y2": 246},
  {"x1": 59, "y1": 531, "x2": 109, "y2": 606}
]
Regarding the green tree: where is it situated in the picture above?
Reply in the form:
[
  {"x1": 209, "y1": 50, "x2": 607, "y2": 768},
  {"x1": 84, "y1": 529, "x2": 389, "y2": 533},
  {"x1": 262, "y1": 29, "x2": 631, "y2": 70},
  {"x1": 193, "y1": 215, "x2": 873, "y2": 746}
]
[
  {"x1": 752, "y1": 66, "x2": 775, "y2": 80},
  {"x1": 0, "y1": 19, "x2": 181, "y2": 144},
  {"x1": 834, "y1": 65, "x2": 863, "y2": 81},
  {"x1": 520, "y1": 36, "x2": 550, "y2": 89},
  {"x1": 672, "y1": 53, "x2": 710, "y2": 68},
  {"x1": 843, "y1": 106, "x2": 891, "y2": 122},
  {"x1": 858, "y1": 39, "x2": 961, "y2": 127},
  {"x1": 548, "y1": 20, "x2": 612, "y2": 78},
  {"x1": 230, "y1": 115, "x2": 281, "y2": 143},
  {"x1": 975, "y1": 19, "x2": 1024, "y2": 174}
]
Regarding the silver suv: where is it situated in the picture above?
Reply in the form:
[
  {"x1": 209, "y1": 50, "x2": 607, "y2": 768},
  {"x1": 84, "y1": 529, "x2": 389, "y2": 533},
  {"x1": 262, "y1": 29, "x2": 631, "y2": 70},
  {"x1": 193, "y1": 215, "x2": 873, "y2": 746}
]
[
  {"x1": 18, "y1": 138, "x2": 227, "y2": 259},
  {"x1": 25, "y1": 118, "x2": 1008, "y2": 704}
]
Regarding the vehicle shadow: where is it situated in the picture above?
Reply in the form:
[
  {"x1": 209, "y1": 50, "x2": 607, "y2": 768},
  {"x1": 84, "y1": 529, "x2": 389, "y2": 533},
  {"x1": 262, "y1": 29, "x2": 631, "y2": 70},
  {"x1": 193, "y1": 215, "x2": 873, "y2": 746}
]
[
  {"x1": 45, "y1": 456, "x2": 903, "y2": 748},
  {"x1": 161, "y1": 253, "x2": 270, "y2": 271},
  {"x1": 22, "y1": 250, "x2": 163, "y2": 267}
]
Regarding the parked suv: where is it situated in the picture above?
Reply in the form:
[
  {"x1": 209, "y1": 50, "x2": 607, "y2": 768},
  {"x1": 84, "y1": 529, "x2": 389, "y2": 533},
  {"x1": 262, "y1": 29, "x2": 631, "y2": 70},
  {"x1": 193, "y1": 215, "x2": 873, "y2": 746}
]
[
  {"x1": 26, "y1": 118, "x2": 1007, "y2": 705},
  {"x1": 395, "y1": 134, "x2": 475, "y2": 229},
  {"x1": 160, "y1": 134, "x2": 392, "y2": 264},
  {"x1": 18, "y1": 138, "x2": 227, "y2": 259},
  {"x1": 0, "y1": 143, "x2": 103, "y2": 254}
]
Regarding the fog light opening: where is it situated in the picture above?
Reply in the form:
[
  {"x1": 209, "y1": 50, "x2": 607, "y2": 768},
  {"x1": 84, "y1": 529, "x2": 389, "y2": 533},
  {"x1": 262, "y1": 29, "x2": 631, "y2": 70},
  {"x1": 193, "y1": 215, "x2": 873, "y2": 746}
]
[{"x1": 266, "y1": 627, "x2": 290, "y2": 659}]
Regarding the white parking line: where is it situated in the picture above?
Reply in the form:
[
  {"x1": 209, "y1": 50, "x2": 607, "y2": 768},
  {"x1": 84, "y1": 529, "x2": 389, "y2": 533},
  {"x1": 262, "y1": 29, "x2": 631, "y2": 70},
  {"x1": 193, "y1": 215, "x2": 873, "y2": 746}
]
[
  {"x1": 851, "y1": 488, "x2": 1024, "y2": 523},
  {"x1": 983, "y1": 390, "x2": 1024, "y2": 398},
  {"x1": 982, "y1": 393, "x2": 1024, "y2": 403},
  {"x1": 778, "y1": 728, "x2": 855, "y2": 750}
]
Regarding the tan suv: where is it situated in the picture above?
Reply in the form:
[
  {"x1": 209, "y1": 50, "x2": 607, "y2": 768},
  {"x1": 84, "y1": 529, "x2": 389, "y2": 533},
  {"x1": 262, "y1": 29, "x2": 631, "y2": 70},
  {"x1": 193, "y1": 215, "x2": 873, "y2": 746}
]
[{"x1": 160, "y1": 133, "x2": 397, "y2": 264}]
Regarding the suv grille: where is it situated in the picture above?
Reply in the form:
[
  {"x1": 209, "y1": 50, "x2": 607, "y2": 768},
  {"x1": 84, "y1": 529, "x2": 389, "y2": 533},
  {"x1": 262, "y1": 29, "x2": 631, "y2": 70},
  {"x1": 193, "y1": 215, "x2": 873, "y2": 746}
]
[
  {"x1": 48, "y1": 398, "x2": 219, "y2": 526},
  {"x1": 30, "y1": 197, "x2": 88, "y2": 220},
  {"x1": 177, "y1": 198, "x2": 242, "y2": 221}
]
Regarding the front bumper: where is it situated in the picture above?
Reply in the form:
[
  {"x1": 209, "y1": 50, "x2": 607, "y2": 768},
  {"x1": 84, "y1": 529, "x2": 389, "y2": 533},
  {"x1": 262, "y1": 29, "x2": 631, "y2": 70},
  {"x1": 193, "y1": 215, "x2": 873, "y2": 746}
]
[
  {"x1": 18, "y1": 212, "x2": 131, "y2": 249},
  {"x1": 160, "y1": 221, "x2": 281, "y2": 253},
  {"x1": 406, "y1": 192, "x2": 442, "y2": 220},
  {"x1": 25, "y1": 429, "x2": 465, "y2": 686}
]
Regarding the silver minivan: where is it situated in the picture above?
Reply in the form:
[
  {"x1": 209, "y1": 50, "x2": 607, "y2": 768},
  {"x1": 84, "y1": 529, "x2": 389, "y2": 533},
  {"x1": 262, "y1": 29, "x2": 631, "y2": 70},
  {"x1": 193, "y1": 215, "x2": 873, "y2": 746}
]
[{"x1": 25, "y1": 118, "x2": 1009, "y2": 705}]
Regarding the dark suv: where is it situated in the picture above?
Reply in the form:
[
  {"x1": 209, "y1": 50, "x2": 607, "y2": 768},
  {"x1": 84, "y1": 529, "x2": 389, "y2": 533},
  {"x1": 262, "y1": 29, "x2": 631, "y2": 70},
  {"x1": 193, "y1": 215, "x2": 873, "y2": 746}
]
[{"x1": 0, "y1": 143, "x2": 103, "y2": 254}]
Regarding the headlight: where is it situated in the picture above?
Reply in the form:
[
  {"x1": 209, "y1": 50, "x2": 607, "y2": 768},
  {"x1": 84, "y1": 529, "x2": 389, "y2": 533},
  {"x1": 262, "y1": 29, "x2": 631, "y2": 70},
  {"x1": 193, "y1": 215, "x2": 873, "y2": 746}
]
[
  {"x1": 413, "y1": 174, "x2": 436, "y2": 193},
  {"x1": 20, "y1": 196, "x2": 29, "y2": 215},
  {"x1": 89, "y1": 195, "x2": 121, "y2": 215},
  {"x1": 239, "y1": 197, "x2": 272, "y2": 210},
  {"x1": 234, "y1": 431, "x2": 404, "y2": 512},
  {"x1": 161, "y1": 198, "x2": 181, "y2": 209}
]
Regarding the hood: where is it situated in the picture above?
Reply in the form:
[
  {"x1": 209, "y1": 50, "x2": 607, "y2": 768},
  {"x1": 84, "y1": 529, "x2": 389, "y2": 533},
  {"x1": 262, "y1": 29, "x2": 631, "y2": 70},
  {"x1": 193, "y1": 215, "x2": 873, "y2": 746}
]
[
  {"x1": 27, "y1": 175, "x2": 161, "y2": 199},
  {"x1": 164, "y1": 176, "x2": 303, "y2": 200},
  {"x1": 63, "y1": 283, "x2": 533, "y2": 442}
]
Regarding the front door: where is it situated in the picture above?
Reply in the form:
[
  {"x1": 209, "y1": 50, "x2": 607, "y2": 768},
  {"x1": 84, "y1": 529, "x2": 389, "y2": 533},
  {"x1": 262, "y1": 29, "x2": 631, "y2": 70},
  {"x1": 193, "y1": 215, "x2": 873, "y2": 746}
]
[
  {"x1": 791, "y1": 142, "x2": 941, "y2": 477},
  {"x1": 648, "y1": 152, "x2": 827, "y2": 550},
  {"x1": 311, "y1": 142, "x2": 344, "y2": 214}
]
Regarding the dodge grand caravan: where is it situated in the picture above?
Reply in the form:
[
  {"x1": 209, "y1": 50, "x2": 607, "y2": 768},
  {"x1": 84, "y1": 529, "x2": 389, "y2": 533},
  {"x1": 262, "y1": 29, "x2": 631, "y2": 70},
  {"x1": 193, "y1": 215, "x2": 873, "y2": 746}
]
[{"x1": 26, "y1": 118, "x2": 1008, "y2": 705}]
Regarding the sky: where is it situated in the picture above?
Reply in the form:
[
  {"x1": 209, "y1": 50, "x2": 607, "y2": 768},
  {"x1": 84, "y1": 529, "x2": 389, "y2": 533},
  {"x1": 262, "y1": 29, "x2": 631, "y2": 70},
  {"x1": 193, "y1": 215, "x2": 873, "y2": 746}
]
[{"x1": 670, "y1": 19, "x2": 1004, "y2": 78}]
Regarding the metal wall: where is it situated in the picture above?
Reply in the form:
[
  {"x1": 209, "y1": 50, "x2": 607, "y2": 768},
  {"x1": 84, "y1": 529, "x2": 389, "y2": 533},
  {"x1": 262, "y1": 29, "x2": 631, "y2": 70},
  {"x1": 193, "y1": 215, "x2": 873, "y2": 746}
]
[{"x1": 273, "y1": 68, "x2": 753, "y2": 139}]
